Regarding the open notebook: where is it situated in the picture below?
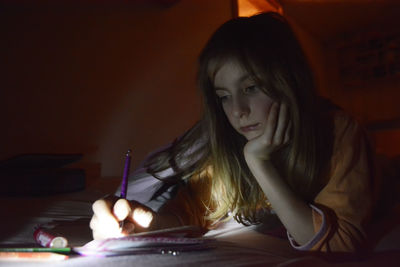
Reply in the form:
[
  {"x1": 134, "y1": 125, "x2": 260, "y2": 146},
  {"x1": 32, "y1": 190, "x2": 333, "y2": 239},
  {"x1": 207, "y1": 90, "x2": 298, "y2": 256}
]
[
  {"x1": 35, "y1": 221, "x2": 215, "y2": 257},
  {"x1": 74, "y1": 226, "x2": 215, "y2": 256}
]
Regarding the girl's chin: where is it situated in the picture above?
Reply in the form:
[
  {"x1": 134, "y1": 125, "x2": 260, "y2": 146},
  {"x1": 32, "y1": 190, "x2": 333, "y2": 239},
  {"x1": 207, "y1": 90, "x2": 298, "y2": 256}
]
[{"x1": 243, "y1": 131, "x2": 262, "y2": 141}]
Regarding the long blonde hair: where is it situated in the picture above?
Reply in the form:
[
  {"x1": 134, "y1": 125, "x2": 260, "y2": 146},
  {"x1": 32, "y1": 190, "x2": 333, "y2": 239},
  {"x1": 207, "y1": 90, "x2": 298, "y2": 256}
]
[{"x1": 146, "y1": 13, "x2": 334, "y2": 226}]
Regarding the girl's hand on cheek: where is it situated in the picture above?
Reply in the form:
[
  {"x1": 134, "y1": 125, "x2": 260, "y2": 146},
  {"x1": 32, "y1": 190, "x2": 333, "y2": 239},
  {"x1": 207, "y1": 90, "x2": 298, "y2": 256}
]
[{"x1": 243, "y1": 102, "x2": 291, "y2": 163}]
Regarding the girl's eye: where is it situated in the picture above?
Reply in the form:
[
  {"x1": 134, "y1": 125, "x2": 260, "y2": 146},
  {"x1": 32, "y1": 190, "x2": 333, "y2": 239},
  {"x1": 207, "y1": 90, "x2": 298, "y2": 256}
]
[
  {"x1": 215, "y1": 90, "x2": 230, "y2": 103},
  {"x1": 243, "y1": 85, "x2": 259, "y2": 94},
  {"x1": 218, "y1": 95, "x2": 229, "y2": 102}
]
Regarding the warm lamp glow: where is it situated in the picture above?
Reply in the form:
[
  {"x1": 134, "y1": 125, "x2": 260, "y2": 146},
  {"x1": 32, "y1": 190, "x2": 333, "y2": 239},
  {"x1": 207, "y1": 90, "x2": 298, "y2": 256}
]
[{"x1": 237, "y1": 0, "x2": 283, "y2": 17}]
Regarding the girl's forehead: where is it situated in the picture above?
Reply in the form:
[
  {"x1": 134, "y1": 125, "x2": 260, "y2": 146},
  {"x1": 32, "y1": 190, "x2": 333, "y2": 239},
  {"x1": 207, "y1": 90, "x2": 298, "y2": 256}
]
[{"x1": 207, "y1": 57, "x2": 247, "y2": 83}]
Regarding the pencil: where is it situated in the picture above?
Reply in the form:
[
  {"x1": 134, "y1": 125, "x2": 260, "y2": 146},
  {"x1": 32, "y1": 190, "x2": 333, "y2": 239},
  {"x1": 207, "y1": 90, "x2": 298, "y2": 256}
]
[
  {"x1": 0, "y1": 247, "x2": 71, "y2": 254},
  {"x1": 119, "y1": 149, "x2": 132, "y2": 230},
  {"x1": 0, "y1": 252, "x2": 68, "y2": 261},
  {"x1": 120, "y1": 149, "x2": 132, "y2": 199}
]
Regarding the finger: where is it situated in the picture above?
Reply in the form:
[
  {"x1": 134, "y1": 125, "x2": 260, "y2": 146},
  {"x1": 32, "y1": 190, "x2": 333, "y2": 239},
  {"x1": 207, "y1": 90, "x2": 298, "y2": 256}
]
[
  {"x1": 264, "y1": 102, "x2": 279, "y2": 143},
  {"x1": 121, "y1": 221, "x2": 136, "y2": 235},
  {"x1": 92, "y1": 230, "x2": 101, "y2": 240},
  {"x1": 89, "y1": 214, "x2": 98, "y2": 230},
  {"x1": 92, "y1": 199, "x2": 120, "y2": 234},
  {"x1": 284, "y1": 119, "x2": 291, "y2": 144},
  {"x1": 92, "y1": 199, "x2": 115, "y2": 220},
  {"x1": 92, "y1": 228, "x2": 124, "y2": 240},
  {"x1": 273, "y1": 103, "x2": 289, "y2": 145},
  {"x1": 92, "y1": 229, "x2": 108, "y2": 240},
  {"x1": 131, "y1": 207, "x2": 154, "y2": 228},
  {"x1": 113, "y1": 199, "x2": 132, "y2": 222}
]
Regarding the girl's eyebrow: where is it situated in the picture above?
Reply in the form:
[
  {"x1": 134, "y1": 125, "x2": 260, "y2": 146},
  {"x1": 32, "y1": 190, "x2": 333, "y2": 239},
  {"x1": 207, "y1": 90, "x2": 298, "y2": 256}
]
[
  {"x1": 214, "y1": 87, "x2": 228, "y2": 92},
  {"x1": 237, "y1": 74, "x2": 253, "y2": 85}
]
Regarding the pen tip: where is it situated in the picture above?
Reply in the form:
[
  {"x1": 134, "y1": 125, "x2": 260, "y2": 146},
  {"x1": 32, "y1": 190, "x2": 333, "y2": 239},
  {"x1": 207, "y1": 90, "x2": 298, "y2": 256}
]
[{"x1": 127, "y1": 149, "x2": 132, "y2": 155}]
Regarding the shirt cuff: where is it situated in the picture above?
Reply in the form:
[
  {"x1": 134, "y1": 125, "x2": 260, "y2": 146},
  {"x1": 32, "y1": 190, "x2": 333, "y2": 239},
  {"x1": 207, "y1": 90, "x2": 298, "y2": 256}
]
[{"x1": 287, "y1": 204, "x2": 328, "y2": 251}]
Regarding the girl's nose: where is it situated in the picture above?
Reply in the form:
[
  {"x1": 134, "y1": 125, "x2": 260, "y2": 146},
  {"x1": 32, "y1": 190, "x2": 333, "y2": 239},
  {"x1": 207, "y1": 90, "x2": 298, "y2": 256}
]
[{"x1": 232, "y1": 98, "x2": 250, "y2": 118}]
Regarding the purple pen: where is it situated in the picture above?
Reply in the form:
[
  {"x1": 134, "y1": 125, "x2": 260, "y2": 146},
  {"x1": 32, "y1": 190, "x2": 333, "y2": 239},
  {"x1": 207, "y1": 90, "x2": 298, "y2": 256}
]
[
  {"x1": 120, "y1": 149, "x2": 132, "y2": 199},
  {"x1": 119, "y1": 149, "x2": 132, "y2": 230}
]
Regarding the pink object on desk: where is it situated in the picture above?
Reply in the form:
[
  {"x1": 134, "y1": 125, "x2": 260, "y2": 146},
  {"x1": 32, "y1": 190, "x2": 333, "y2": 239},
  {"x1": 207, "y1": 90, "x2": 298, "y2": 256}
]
[{"x1": 33, "y1": 228, "x2": 68, "y2": 248}]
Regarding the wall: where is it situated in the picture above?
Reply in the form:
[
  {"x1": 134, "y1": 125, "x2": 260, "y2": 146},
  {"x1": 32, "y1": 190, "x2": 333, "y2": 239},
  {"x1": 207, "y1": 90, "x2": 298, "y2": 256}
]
[
  {"x1": 0, "y1": 0, "x2": 233, "y2": 178},
  {"x1": 285, "y1": 8, "x2": 400, "y2": 157}
]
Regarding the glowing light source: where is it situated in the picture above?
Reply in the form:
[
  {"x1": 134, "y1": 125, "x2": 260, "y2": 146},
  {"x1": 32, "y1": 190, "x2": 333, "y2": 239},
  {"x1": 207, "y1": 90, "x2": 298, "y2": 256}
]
[{"x1": 237, "y1": 0, "x2": 283, "y2": 17}]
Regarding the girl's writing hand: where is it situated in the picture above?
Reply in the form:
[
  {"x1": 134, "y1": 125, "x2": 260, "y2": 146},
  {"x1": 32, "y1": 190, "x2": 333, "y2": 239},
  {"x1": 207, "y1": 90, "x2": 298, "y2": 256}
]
[
  {"x1": 90, "y1": 195, "x2": 154, "y2": 240},
  {"x1": 243, "y1": 102, "x2": 290, "y2": 162}
]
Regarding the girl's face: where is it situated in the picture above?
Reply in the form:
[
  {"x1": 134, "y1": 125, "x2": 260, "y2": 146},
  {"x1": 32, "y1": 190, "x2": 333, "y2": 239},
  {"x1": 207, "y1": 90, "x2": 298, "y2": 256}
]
[{"x1": 213, "y1": 60, "x2": 276, "y2": 141}]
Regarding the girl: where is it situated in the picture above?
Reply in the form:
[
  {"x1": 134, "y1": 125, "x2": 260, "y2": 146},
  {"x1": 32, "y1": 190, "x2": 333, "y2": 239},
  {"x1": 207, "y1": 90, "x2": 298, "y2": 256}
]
[{"x1": 90, "y1": 12, "x2": 378, "y2": 253}]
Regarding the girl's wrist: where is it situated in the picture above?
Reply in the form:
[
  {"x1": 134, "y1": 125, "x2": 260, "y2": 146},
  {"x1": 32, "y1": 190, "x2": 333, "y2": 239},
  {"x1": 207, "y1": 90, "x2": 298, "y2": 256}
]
[
  {"x1": 244, "y1": 151, "x2": 271, "y2": 165},
  {"x1": 243, "y1": 143, "x2": 273, "y2": 162},
  {"x1": 245, "y1": 154, "x2": 274, "y2": 175}
]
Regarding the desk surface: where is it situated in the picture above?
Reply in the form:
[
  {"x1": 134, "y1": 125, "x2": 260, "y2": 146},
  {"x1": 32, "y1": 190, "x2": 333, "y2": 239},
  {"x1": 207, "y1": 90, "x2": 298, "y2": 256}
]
[{"x1": 1, "y1": 180, "x2": 400, "y2": 266}]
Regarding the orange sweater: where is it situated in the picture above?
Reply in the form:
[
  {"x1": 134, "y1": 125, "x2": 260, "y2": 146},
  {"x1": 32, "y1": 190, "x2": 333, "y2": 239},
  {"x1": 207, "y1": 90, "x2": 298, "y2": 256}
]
[
  {"x1": 162, "y1": 111, "x2": 379, "y2": 253},
  {"x1": 282, "y1": 111, "x2": 379, "y2": 253},
  {"x1": 306, "y1": 112, "x2": 378, "y2": 253}
]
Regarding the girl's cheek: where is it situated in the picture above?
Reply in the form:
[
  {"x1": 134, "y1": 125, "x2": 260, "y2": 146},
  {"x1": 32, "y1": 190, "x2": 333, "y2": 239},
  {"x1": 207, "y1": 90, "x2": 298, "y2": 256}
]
[{"x1": 222, "y1": 105, "x2": 233, "y2": 121}]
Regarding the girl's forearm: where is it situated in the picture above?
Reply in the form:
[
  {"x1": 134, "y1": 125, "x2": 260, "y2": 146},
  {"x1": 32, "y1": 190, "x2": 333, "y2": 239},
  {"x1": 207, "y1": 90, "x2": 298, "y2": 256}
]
[
  {"x1": 246, "y1": 158, "x2": 315, "y2": 245},
  {"x1": 149, "y1": 206, "x2": 185, "y2": 231},
  {"x1": 149, "y1": 213, "x2": 184, "y2": 231}
]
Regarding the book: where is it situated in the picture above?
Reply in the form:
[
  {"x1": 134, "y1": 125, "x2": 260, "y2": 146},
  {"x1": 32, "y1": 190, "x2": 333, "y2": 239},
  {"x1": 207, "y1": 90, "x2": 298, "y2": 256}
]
[{"x1": 73, "y1": 226, "x2": 215, "y2": 256}]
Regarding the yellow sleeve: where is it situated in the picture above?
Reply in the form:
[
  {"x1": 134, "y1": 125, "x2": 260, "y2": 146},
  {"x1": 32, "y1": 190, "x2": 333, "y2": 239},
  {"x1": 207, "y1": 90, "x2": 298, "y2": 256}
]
[
  {"x1": 310, "y1": 112, "x2": 379, "y2": 253},
  {"x1": 158, "y1": 171, "x2": 214, "y2": 230}
]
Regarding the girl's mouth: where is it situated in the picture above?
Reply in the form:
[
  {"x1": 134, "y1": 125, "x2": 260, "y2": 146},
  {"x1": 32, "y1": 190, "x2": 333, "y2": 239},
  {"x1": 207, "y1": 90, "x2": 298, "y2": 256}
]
[{"x1": 240, "y1": 123, "x2": 260, "y2": 132}]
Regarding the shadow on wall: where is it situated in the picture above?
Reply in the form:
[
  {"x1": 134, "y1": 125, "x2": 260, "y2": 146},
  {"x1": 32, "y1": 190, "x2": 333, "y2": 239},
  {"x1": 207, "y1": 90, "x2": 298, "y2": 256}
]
[
  {"x1": 282, "y1": 0, "x2": 400, "y2": 158},
  {"x1": 0, "y1": 0, "x2": 233, "y2": 177}
]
